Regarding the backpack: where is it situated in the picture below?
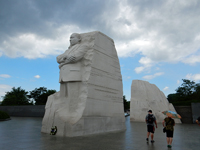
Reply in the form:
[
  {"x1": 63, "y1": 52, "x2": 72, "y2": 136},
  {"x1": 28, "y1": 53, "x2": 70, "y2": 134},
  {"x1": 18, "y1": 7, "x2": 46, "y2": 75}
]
[{"x1": 147, "y1": 114, "x2": 154, "y2": 124}]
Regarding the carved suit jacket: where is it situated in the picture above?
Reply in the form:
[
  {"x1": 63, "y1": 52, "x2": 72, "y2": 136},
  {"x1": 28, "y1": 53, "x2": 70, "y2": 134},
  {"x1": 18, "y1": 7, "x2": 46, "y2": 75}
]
[{"x1": 57, "y1": 43, "x2": 88, "y2": 83}]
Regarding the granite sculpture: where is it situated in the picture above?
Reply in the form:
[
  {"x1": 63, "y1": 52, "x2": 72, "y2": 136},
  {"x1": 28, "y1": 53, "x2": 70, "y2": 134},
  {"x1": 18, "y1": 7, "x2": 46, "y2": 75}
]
[
  {"x1": 41, "y1": 31, "x2": 126, "y2": 137},
  {"x1": 130, "y1": 80, "x2": 181, "y2": 123}
]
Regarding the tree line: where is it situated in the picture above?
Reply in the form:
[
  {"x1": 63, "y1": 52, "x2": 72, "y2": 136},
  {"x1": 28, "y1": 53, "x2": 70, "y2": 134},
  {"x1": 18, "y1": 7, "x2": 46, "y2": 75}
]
[
  {"x1": 167, "y1": 79, "x2": 200, "y2": 106},
  {"x1": 0, "y1": 87, "x2": 56, "y2": 106},
  {"x1": 1, "y1": 86, "x2": 131, "y2": 109},
  {"x1": 123, "y1": 95, "x2": 130, "y2": 111},
  {"x1": 1, "y1": 79, "x2": 198, "y2": 106}
]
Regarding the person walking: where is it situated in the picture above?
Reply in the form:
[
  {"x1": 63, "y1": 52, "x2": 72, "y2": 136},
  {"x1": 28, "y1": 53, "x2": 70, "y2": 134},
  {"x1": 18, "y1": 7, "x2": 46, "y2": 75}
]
[
  {"x1": 196, "y1": 116, "x2": 200, "y2": 126},
  {"x1": 145, "y1": 110, "x2": 157, "y2": 143},
  {"x1": 162, "y1": 116, "x2": 175, "y2": 148}
]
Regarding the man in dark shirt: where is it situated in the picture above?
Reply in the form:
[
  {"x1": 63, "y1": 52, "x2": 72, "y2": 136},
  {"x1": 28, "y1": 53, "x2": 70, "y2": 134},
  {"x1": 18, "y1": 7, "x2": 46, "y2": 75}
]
[
  {"x1": 196, "y1": 116, "x2": 200, "y2": 126},
  {"x1": 145, "y1": 110, "x2": 157, "y2": 143}
]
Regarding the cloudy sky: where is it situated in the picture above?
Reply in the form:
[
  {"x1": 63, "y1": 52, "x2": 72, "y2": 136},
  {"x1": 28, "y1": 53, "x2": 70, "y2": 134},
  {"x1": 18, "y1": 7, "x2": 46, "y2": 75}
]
[{"x1": 1, "y1": 0, "x2": 200, "y2": 101}]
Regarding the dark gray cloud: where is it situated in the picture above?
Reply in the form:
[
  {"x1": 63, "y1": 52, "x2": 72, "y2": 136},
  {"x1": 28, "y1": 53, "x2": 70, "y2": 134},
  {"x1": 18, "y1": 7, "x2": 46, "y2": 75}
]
[
  {"x1": 0, "y1": 0, "x2": 200, "y2": 69},
  {"x1": 0, "y1": 0, "x2": 107, "y2": 39}
]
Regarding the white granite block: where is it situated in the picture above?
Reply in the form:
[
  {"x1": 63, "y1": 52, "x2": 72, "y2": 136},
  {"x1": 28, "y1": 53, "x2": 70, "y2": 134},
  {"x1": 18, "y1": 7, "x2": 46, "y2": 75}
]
[
  {"x1": 130, "y1": 80, "x2": 181, "y2": 123},
  {"x1": 41, "y1": 31, "x2": 126, "y2": 137}
]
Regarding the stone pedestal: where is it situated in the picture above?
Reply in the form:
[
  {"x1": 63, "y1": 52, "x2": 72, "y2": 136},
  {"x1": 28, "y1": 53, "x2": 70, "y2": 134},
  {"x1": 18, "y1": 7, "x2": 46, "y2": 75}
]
[
  {"x1": 130, "y1": 80, "x2": 181, "y2": 123},
  {"x1": 41, "y1": 31, "x2": 125, "y2": 137}
]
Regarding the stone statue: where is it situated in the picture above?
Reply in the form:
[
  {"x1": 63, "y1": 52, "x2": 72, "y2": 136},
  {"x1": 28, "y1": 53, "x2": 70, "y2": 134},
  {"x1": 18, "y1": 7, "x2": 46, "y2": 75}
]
[
  {"x1": 57, "y1": 33, "x2": 88, "y2": 83},
  {"x1": 41, "y1": 31, "x2": 126, "y2": 137},
  {"x1": 55, "y1": 33, "x2": 89, "y2": 124}
]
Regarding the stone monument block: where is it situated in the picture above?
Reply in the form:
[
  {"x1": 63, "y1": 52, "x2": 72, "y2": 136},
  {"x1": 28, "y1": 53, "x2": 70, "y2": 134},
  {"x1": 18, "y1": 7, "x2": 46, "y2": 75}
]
[
  {"x1": 130, "y1": 80, "x2": 181, "y2": 123},
  {"x1": 41, "y1": 31, "x2": 126, "y2": 137}
]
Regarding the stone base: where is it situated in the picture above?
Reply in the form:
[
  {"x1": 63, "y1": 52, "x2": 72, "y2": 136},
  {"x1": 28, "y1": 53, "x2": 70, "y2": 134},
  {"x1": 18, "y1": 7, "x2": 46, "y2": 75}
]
[
  {"x1": 41, "y1": 92, "x2": 125, "y2": 137},
  {"x1": 42, "y1": 116, "x2": 125, "y2": 137},
  {"x1": 41, "y1": 92, "x2": 126, "y2": 136}
]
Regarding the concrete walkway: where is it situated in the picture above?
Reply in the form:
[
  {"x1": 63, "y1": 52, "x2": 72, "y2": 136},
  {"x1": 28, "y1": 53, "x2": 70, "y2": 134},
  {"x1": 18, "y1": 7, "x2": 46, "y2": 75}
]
[{"x1": 0, "y1": 116, "x2": 199, "y2": 150}]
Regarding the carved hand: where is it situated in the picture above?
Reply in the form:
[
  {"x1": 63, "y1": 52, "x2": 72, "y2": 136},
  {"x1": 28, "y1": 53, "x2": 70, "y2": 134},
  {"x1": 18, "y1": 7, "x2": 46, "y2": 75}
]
[
  {"x1": 67, "y1": 56, "x2": 76, "y2": 62},
  {"x1": 60, "y1": 56, "x2": 68, "y2": 63},
  {"x1": 58, "y1": 56, "x2": 76, "y2": 69},
  {"x1": 57, "y1": 55, "x2": 66, "y2": 63}
]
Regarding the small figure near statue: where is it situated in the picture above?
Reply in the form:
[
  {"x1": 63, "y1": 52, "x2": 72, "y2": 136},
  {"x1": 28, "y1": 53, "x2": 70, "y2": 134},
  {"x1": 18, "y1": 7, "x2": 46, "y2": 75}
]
[{"x1": 50, "y1": 126, "x2": 57, "y2": 135}]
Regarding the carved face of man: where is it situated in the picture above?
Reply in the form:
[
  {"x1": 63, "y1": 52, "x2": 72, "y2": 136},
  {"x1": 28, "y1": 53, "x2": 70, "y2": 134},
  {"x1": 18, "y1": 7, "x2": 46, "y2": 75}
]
[{"x1": 70, "y1": 33, "x2": 81, "y2": 46}]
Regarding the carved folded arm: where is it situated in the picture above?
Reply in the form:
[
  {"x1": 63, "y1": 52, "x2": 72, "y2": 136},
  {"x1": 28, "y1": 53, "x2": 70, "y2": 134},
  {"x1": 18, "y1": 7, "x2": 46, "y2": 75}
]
[
  {"x1": 71, "y1": 46, "x2": 88, "y2": 62},
  {"x1": 57, "y1": 52, "x2": 68, "y2": 64},
  {"x1": 58, "y1": 45, "x2": 88, "y2": 68}
]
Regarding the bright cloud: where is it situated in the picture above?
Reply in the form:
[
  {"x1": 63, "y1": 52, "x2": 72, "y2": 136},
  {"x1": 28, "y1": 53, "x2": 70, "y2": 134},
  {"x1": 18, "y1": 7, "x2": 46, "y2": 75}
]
[
  {"x1": 182, "y1": 55, "x2": 200, "y2": 65},
  {"x1": 34, "y1": 75, "x2": 40, "y2": 79},
  {"x1": 0, "y1": 74, "x2": 11, "y2": 78},
  {"x1": 163, "y1": 87, "x2": 169, "y2": 91},
  {"x1": 0, "y1": 84, "x2": 12, "y2": 101},
  {"x1": 186, "y1": 73, "x2": 200, "y2": 81},
  {"x1": 102, "y1": 0, "x2": 200, "y2": 70},
  {"x1": 177, "y1": 80, "x2": 180, "y2": 84},
  {"x1": 0, "y1": 25, "x2": 82, "y2": 59},
  {"x1": 135, "y1": 66, "x2": 145, "y2": 74},
  {"x1": 135, "y1": 57, "x2": 155, "y2": 73},
  {"x1": 143, "y1": 72, "x2": 164, "y2": 80}
]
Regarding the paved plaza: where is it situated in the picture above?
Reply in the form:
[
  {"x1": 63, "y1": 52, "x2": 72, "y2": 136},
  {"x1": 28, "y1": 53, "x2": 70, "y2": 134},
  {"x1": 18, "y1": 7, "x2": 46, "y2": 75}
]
[{"x1": 0, "y1": 116, "x2": 199, "y2": 150}]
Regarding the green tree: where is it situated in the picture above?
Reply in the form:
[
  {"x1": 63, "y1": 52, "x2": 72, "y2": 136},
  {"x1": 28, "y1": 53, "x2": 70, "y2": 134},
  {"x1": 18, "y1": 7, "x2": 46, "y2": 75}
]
[
  {"x1": 176, "y1": 79, "x2": 196, "y2": 97},
  {"x1": 167, "y1": 79, "x2": 200, "y2": 106},
  {"x1": 1, "y1": 87, "x2": 32, "y2": 106},
  {"x1": 123, "y1": 95, "x2": 130, "y2": 111},
  {"x1": 167, "y1": 93, "x2": 179, "y2": 103},
  {"x1": 28, "y1": 87, "x2": 56, "y2": 105},
  {"x1": 194, "y1": 83, "x2": 200, "y2": 99}
]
